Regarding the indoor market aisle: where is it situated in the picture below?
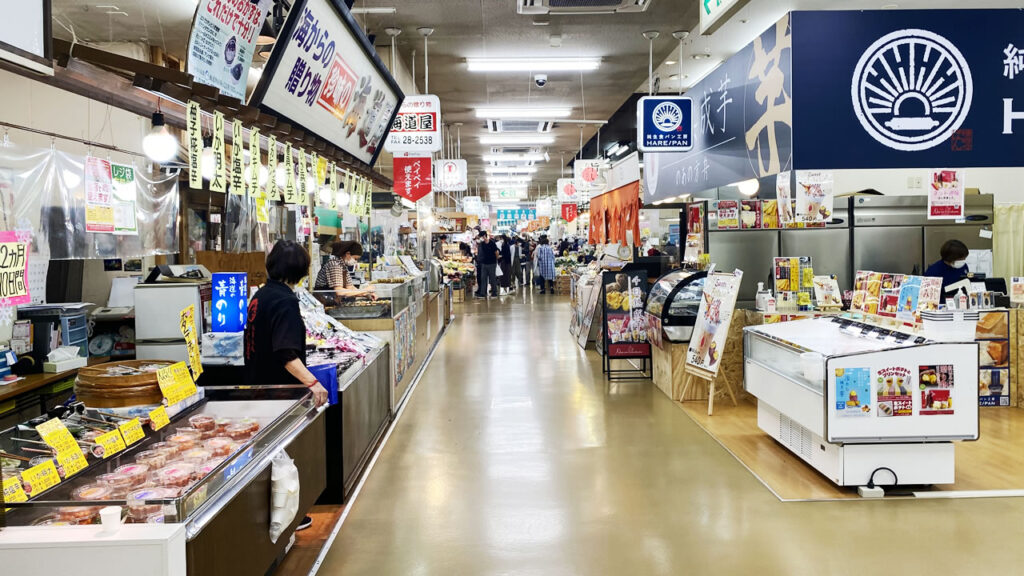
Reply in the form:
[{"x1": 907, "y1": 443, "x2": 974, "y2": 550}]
[{"x1": 317, "y1": 295, "x2": 1024, "y2": 576}]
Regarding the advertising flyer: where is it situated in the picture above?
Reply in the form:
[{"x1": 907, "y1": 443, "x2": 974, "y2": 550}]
[
  {"x1": 896, "y1": 276, "x2": 922, "y2": 321},
  {"x1": 0, "y1": 231, "x2": 30, "y2": 305},
  {"x1": 715, "y1": 200, "x2": 739, "y2": 230},
  {"x1": 603, "y1": 271, "x2": 650, "y2": 358},
  {"x1": 919, "y1": 364, "x2": 954, "y2": 415},
  {"x1": 740, "y1": 200, "x2": 761, "y2": 229},
  {"x1": 110, "y1": 163, "x2": 138, "y2": 235},
  {"x1": 186, "y1": 0, "x2": 271, "y2": 101},
  {"x1": 980, "y1": 368, "x2": 1010, "y2": 407},
  {"x1": 84, "y1": 156, "x2": 115, "y2": 233},
  {"x1": 876, "y1": 366, "x2": 913, "y2": 417},
  {"x1": 834, "y1": 367, "x2": 872, "y2": 417},
  {"x1": 761, "y1": 199, "x2": 780, "y2": 229},
  {"x1": 686, "y1": 270, "x2": 743, "y2": 375},
  {"x1": 927, "y1": 169, "x2": 965, "y2": 219},
  {"x1": 812, "y1": 275, "x2": 842, "y2": 308},
  {"x1": 776, "y1": 171, "x2": 793, "y2": 224},
  {"x1": 795, "y1": 170, "x2": 834, "y2": 223},
  {"x1": 917, "y1": 277, "x2": 943, "y2": 312},
  {"x1": 1011, "y1": 277, "x2": 1024, "y2": 304}
]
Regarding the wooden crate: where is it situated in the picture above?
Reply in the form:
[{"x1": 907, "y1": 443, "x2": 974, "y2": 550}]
[{"x1": 554, "y1": 276, "x2": 572, "y2": 295}]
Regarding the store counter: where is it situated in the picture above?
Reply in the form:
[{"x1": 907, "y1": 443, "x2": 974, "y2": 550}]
[{"x1": 0, "y1": 357, "x2": 112, "y2": 429}]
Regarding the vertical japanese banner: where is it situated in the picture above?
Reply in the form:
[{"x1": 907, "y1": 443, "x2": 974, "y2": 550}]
[
  {"x1": 928, "y1": 169, "x2": 965, "y2": 219},
  {"x1": 210, "y1": 111, "x2": 227, "y2": 193},
  {"x1": 211, "y1": 272, "x2": 248, "y2": 332},
  {"x1": 110, "y1": 163, "x2": 138, "y2": 236},
  {"x1": 85, "y1": 156, "x2": 115, "y2": 233},
  {"x1": 561, "y1": 203, "x2": 578, "y2": 222},
  {"x1": 343, "y1": 172, "x2": 356, "y2": 214},
  {"x1": 249, "y1": 127, "x2": 261, "y2": 196},
  {"x1": 179, "y1": 304, "x2": 203, "y2": 379},
  {"x1": 187, "y1": 101, "x2": 202, "y2": 189},
  {"x1": 0, "y1": 231, "x2": 30, "y2": 305},
  {"x1": 328, "y1": 163, "x2": 338, "y2": 210},
  {"x1": 230, "y1": 120, "x2": 245, "y2": 196},
  {"x1": 297, "y1": 149, "x2": 309, "y2": 203},
  {"x1": 362, "y1": 178, "x2": 373, "y2": 216},
  {"x1": 284, "y1": 142, "x2": 296, "y2": 204},
  {"x1": 266, "y1": 135, "x2": 279, "y2": 201}
]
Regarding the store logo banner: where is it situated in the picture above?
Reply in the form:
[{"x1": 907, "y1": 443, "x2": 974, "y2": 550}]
[
  {"x1": 385, "y1": 95, "x2": 442, "y2": 153},
  {"x1": 436, "y1": 158, "x2": 467, "y2": 192},
  {"x1": 393, "y1": 154, "x2": 432, "y2": 202},
  {"x1": 637, "y1": 96, "x2": 693, "y2": 152}
]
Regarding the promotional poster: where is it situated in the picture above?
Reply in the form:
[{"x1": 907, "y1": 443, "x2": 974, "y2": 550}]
[{"x1": 686, "y1": 271, "x2": 743, "y2": 376}]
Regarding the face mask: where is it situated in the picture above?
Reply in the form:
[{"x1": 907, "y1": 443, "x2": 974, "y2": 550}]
[{"x1": 952, "y1": 259, "x2": 967, "y2": 269}]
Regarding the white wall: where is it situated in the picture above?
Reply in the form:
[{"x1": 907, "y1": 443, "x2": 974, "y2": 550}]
[{"x1": 831, "y1": 168, "x2": 1024, "y2": 205}]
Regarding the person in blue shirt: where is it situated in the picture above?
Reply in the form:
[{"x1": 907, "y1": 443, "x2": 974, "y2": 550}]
[{"x1": 923, "y1": 239, "x2": 970, "y2": 294}]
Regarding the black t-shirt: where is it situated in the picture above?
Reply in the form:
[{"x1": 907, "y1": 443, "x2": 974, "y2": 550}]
[
  {"x1": 478, "y1": 240, "x2": 498, "y2": 265},
  {"x1": 244, "y1": 280, "x2": 306, "y2": 385}
]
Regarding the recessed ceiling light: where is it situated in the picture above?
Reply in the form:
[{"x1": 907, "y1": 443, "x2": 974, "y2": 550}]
[
  {"x1": 881, "y1": 3, "x2": 899, "y2": 8},
  {"x1": 664, "y1": 60, "x2": 677, "y2": 65},
  {"x1": 475, "y1": 107, "x2": 571, "y2": 119},
  {"x1": 692, "y1": 53, "x2": 711, "y2": 60},
  {"x1": 480, "y1": 135, "x2": 556, "y2": 145},
  {"x1": 466, "y1": 57, "x2": 602, "y2": 72},
  {"x1": 350, "y1": 7, "x2": 397, "y2": 14},
  {"x1": 482, "y1": 153, "x2": 546, "y2": 162},
  {"x1": 486, "y1": 166, "x2": 538, "y2": 174}
]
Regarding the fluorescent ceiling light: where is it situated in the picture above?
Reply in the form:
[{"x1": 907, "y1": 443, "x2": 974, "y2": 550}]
[
  {"x1": 475, "y1": 107, "x2": 572, "y2": 119},
  {"x1": 466, "y1": 57, "x2": 601, "y2": 72},
  {"x1": 350, "y1": 7, "x2": 396, "y2": 14},
  {"x1": 482, "y1": 153, "x2": 546, "y2": 163},
  {"x1": 488, "y1": 180, "x2": 532, "y2": 186},
  {"x1": 480, "y1": 135, "x2": 555, "y2": 146},
  {"x1": 485, "y1": 166, "x2": 537, "y2": 174}
]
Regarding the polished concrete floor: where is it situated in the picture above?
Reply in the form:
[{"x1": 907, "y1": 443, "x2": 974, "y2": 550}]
[{"x1": 318, "y1": 293, "x2": 1024, "y2": 575}]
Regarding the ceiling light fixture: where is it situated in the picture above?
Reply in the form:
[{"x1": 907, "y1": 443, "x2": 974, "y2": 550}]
[
  {"x1": 142, "y1": 111, "x2": 177, "y2": 164},
  {"x1": 475, "y1": 107, "x2": 572, "y2": 119},
  {"x1": 480, "y1": 135, "x2": 555, "y2": 146},
  {"x1": 482, "y1": 153, "x2": 546, "y2": 163},
  {"x1": 692, "y1": 53, "x2": 711, "y2": 60},
  {"x1": 486, "y1": 166, "x2": 538, "y2": 174},
  {"x1": 466, "y1": 57, "x2": 601, "y2": 72},
  {"x1": 349, "y1": 7, "x2": 397, "y2": 14},
  {"x1": 737, "y1": 179, "x2": 760, "y2": 197}
]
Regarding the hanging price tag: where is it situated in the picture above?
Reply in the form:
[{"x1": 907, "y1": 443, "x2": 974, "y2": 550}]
[
  {"x1": 35, "y1": 418, "x2": 79, "y2": 455},
  {"x1": 119, "y1": 418, "x2": 145, "y2": 446},
  {"x1": 149, "y1": 406, "x2": 171, "y2": 431},
  {"x1": 157, "y1": 361, "x2": 198, "y2": 406},
  {"x1": 21, "y1": 460, "x2": 60, "y2": 496},
  {"x1": 56, "y1": 448, "x2": 88, "y2": 478},
  {"x1": 3, "y1": 475, "x2": 28, "y2": 504},
  {"x1": 95, "y1": 429, "x2": 127, "y2": 459}
]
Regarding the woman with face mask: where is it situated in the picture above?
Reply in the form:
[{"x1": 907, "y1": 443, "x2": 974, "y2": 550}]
[
  {"x1": 924, "y1": 239, "x2": 970, "y2": 294},
  {"x1": 315, "y1": 240, "x2": 377, "y2": 299}
]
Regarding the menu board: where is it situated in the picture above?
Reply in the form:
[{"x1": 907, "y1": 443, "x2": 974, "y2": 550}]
[
  {"x1": 977, "y1": 310, "x2": 1011, "y2": 407},
  {"x1": 602, "y1": 270, "x2": 651, "y2": 359},
  {"x1": 250, "y1": 0, "x2": 404, "y2": 167},
  {"x1": 686, "y1": 271, "x2": 743, "y2": 377}
]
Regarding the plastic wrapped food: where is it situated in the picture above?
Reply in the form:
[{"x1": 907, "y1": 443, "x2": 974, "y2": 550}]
[
  {"x1": 134, "y1": 449, "x2": 169, "y2": 469},
  {"x1": 127, "y1": 487, "x2": 176, "y2": 520},
  {"x1": 177, "y1": 426, "x2": 216, "y2": 440},
  {"x1": 167, "y1": 434, "x2": 198, "y2": 451},
  {"x1": 214, "y1": 417, "x2": 233, "y2": 433},
  {"x1": 188, "y1": 415, "x2": 216, "y2": 432},
  {"x1": 181, "y1": 448, "x2": 213, "y2": 464},
  {"x1": 148, "y1": 441, "x2": 180, "y2": 456},
  {"x1": 204, "y1": 437, "x2": 236, "y2": 458},
  {"x1": 31, "y1": 514, "x2": 75, "y2": 526},
  {"x1": 224, "y1": 420, "x2": 259, "y2": 441},
  {"x1": 144, "y1": 512, "x2": 165, "y2": 524},
  {"x1": 96, "y1": 472, "x2": 136, "y2": 497},
  {"x1": 195, "y1": 457, "x2": 227, "y2": 478},
  {"x1": 152, "y1": 464, "x2": 195, "y2": 489},
  {"x1": 72, "y1": 484, "x2": 113, "y2": 502},
  {"x1": 114, "y1": 464, "x2": 151, "y2": 487},
  {"x1": 56, "y1": 506, "x2": 102, "y2": 524}
]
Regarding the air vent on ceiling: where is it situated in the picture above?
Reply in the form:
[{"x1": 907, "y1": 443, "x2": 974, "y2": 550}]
[
  {"x1": 485, "y1": 120, "x2": 555, "y2": 133},
  {"x1": 517, "y1": 0, "x2": 652, "y2": 15}
]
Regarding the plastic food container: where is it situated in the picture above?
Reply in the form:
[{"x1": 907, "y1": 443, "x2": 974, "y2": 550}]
[
  {"x1": 114, "y1": 464, "x2": 151, "y2": 487},
  {"x1": 214, "y1": 417, "x2": 233, "y2": 433},
  {"x1": 31, "y1": 514, "x2": 75, "y2": 526},
  {"x1": 167, "y1": 434, "x2": 198, "y2": 451},
  {"x1": 188, "y1": 415, "x2": 216, "y2": 432},
  {"x1": 195, "y1": 457, "x2": 227, "y2": 478},
  {"x1": 152, "y1": 464, "x2": 195, "y2": 489},
  {"x1": 148, "y1": 441, "x2": 180, "y2": 456},
  {"x1": 143, "y1": 512, "x2": 165, "y2": 524},
  {"x1": 127, "y1": 487, "x2": 175, "y2": 520},
  {"x1": 96, "y1": 472, "x2": 136, "y2": 497},
  {"x1": 134, "y1": 449, "x2": 169, "y2": 469},
  {"x1": 56, "y1": 506, "x2": 102, "y2": 524},
  {"x1": 204, "y1": 437, "x2": 236, "y2": 458},
  {"x1": 224, "y1": 420, "x2": 259, "y2": 441},
  {"x1": 177, "y1": 426, "x2": 216, "y2": 440},
  {"x1": 72, "y1": 484, "x2": 113, "y2": 502},
  {"x1": 181, "y1": 448, "x2": 213, "y2": 464}
]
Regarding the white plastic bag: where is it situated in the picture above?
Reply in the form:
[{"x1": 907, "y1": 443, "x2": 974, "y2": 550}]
[
  {"x1": 269, "y1": 450, "x2": 300, "y2": 544},
  {"x1": 496, "y1": 265, "x2": 504, "y2": 277}
]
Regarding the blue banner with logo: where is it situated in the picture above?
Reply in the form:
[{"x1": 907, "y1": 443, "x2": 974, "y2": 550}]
[
  {"x1": 637, "y1": 96, "x2": 693, "y2": 152},
  {"x1": 792, "y1": 10, "x2": 1024, "y2": 169},
  {"x1": 643, "y1": 14, "x2": 793, "y2": 203},
  {"x1": 212, "y1": 272, "x2": 248, "y2": 333}
]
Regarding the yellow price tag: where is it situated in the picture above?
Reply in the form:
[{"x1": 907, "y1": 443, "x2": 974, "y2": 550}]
[
  {"x1": 119, "y1": 418, "x2": 146, "y2": 445},
  {"x1": 157, "y1": 361, "x2": 198, "y2": 406},
  {"x1": 56, "y1": 448, "x2": 88, "y2": 478},
  {"x1": 3, "y1": 475, "x2": 28, "y2": 504},
  {"x1": 21, "y1": 460, "x2": 60, "y2": 496},
  {"x1": 95, "y1": 429, "x2": 127, "y2": 459},
  {"x1": 179, "y1": 305, "x2": 203, "y2": 380},
  {"x1": 35, "y1": 418, "x2": 79, "y2": 456},
  {"x1": 149, "y1": 406, "x2": 170, "y2": 431}
]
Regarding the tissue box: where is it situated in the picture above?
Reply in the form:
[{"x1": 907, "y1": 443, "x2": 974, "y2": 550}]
[
  {"x1": 44, "y1": 356, "x2": 89, "y2": 373},
  {"x1": 202, "y1": 332, "x2": 244, "y2": 358}
]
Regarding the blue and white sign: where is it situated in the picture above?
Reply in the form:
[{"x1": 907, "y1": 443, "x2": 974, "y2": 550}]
[
  {"x1": 637, "y1": 96, "x2": 693, "y2": 153},
  {"x1": 212, "y1": 272, "x2": 248, "y2": 333}
]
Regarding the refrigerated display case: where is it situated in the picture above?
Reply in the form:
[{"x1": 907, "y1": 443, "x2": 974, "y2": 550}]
[
  {"x1": 744, "y1": 317, "x2": 979, "y2": 486},
  {"x1": 312, "y1": 281, "x2": 411, "y2": 321},
  {"x1": 645, "y1": 270, "x2": 708, "y2": 343}
]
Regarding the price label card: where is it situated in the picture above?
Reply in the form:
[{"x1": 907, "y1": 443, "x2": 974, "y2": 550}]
[
  {"x1": 95, "y1": 429, "x2": 127, "y2": 458},
  {"x1": 21, "y1": 460, "x2": 60, "y2": 496},
  {"x1": 149, "y1": 405, "x2": 171, "y2": 431},
  {"x1": 3, "y1": 475, "x2": 28, "y2": 504},
  {"x1": 35, "y1": 418, "x2": 80, "y2": 456},
  {"x1": 56, "y1": 448, "x2": 88, "y2": 478},
  {"x1": 157, "y1": 361, "x2": 198, "y2": 406},
  {"x1": 119, "y1": 418, "x2": 145, "y2": 445},
  {"x1": 180, "y1": 305, "x2": 203, "y2": 380}
]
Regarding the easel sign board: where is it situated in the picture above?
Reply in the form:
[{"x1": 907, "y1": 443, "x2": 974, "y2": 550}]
[
  {"x1": 601, "y1": 270, "x2": 651, "y2": 359},
  {"x1": 686, "y1": 270, "x2": 743, "y2": 377},
  {"x1": 577, "y1": 282, "x2": 602, "y2": 349}
]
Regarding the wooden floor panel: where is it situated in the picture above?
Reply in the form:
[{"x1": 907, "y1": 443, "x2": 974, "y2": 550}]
[{"x1": 271, "y1": 504, "x2": 344, "y2": 576}]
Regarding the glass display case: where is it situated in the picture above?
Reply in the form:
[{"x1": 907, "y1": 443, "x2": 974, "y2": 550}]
[
  {"x1": 311, "y1": 280, "x2": 412, "y2": 320},
  {"x1": 645, "y1": 270, "x2": 708, "y2": 342},
  {"x1": 1, "y1": 386, "x2": 318, "y2": 532}
]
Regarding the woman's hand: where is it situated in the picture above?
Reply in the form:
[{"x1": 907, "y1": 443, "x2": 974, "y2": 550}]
[{"x1": 308, "y1": 381, "x2": 329, "y2": 407}]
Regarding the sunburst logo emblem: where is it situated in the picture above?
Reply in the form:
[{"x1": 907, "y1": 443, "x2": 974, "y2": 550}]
[
  {"x1": 652, "y1": 102, "x2": 683, "y2": 132},
  {"x1": 852, "y1": 29, "x2": 972, "y2": 151}
]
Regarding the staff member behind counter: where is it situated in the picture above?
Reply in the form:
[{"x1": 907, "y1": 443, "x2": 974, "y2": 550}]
[
  {"x1": 924, "y1": 239, "x2": 970, "y2": 294},
  {"x1": 244, "y1": 240, "x2": 329, "y2": 407},
  {"x1": 314, "y1": 240, "x2": 376, "y2": 299}
]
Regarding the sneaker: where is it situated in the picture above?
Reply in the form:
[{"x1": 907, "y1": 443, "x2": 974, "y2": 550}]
[{"x1": 296, "y1": 515, "x2": 313, "y2": 531}]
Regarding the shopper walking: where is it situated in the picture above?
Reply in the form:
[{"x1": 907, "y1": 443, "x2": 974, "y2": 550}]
[
  {"x1": 474, "y1": 231, "x2": 500, "y2": 298},
  {"x1": 535, "y1": 236, "x2": 556, "y2": 294},
  {"x1": 498, "y1": 234, "x2": 513, "y2": 295},
  {"x1": 510, "y1": 237, "x2": 523, "y2": 291},
  {"x1": 521, "y1": 238, "x2": 533, "y2": 290}
]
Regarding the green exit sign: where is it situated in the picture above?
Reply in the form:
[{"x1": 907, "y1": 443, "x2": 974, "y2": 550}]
[{"x1": 699, "y1": 0, "x2": 750, "y2": 35}]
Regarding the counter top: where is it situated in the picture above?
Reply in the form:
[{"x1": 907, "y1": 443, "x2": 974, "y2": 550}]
[{"x1": 0, "y1": 357, "x2": 111, "y2": 403}]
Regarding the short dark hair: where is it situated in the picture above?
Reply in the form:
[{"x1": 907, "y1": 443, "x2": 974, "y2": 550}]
[
  {"x1": 331, "y1": 240, "x2": 363, "y2": 258},
  {"x1": 940, "y1": 239, "x2": 969, "y2": 262},
  {"x1": 539, "y1": 236, "x2": 550, "y2": 245},
  {"x1": 266, "y1": 240, "x2": 310, "y2": 284},
  {"x1": 478, "y1": 231, "x2": 488, "y2": 239}
]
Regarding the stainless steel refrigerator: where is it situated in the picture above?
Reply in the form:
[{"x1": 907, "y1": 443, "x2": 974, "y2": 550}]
[{"x1": 134, "y1": 282, "x2": 208, "y2": 362}]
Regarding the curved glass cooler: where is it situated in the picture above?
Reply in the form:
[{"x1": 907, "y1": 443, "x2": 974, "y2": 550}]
[
  {"x1": 311, "y1": 281, "x2": 412, "y2": 320},
  {"x1": 645, "y1": 270, "x2": 708, "y2": 343}
]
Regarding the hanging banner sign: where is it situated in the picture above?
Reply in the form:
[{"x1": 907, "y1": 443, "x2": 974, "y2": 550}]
[
  {"x1": 361, "y1": 178, "x2": 373, "y2": 215},
  {"x1": 345, "y1": 172, "x2": 361, "y2": 216},
  {"x1": 927, "y1": 169, "x2": 965, "y2": 219},
  {"x1": 186, "y1": 0, "x2": 271, "y2": 101},
  {"x1": 557, "y1": 178, "x2": 580, "y2": 203},
  {"x1": 574, "y1": 159, "x2": 606, "y2": 196},
  {"x1": 393, "y1": 154, "x2": 432, "y2": 202},
  {"x1": 212, "y1": 272, "x2": 248, "y2": 333},
  {"x1": 249, "y1": 128, "x2": 261, "y2": 196},
  {"x1": 187, "y1": 101, "x2": 203, "y2": 189},
  {"x1": 385, "y1": 94, "x2": 442, "y2": 153},
  {"x1": 562, "y1": 203, "x2": 578, "y2": 222},
  {"x1": 110, "y1": 163, "x2": 138, "y2": 235},
  {"x1": 795, "y1": 170, "x2": 834, "y2": 223},
  {"x1": 210, "y1": 111, "x2": 227, "y2": 193},
  {"x1": 297, "y1": 148, "x2": 309, "y2": 202},
  {"x1": 437, "y1": 158, "x2": 467, "y2": 192},
  {"x1": 637, "y1": 96, "x2": 694, "y2": 152},
  {"x1": 249, "y1": 0, "x2": 404, "y2": 167},
  {"x1": 536, "y1": 198, "x2": 553, "y2": 218},
  {"x1": 284, "y1": 143, "x2": 297, "y2": 204},
  {"x1": 0, "y1": 231, "x2": 30, "y2": 305},
  {"x1": 463, "y1": 196, "x2": 482, "y2": 215},
  {"x1": 266, "y1": 135, "x2": 279, "y2": 200},
  {"x1": 85, "y1": 156, "x2": 115, "y2": 233},
  {"x1": 180, "y1": 304, "x2": 203, "y2": 379},
  {"x1": 230, "y1": 120, "x2": 245, "y2": 195}
]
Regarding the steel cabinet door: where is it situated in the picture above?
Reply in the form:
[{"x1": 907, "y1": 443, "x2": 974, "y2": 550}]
[{"x1": 853, "y1": 226, "x2": 923, "y2": 276}]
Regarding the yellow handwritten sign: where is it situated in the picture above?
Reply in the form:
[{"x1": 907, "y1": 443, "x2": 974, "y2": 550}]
[
  {"x1": 157, "y1": 361, "x2": 198, "y2": 406},
  {"x1": 21, "y1": 460, "x2": 60, "y2": 496},
  {"x1": 179, "y1": 304, "x2": 203, "y2": 379},
  {"x1": 119, "y1": 418, "x2": 145, "y2": 445},
  {"x1": 0, "y1": 233, "x2": 30, "y2": 305},
  {"x1": 56, "y1": 448, "x2": 88, "y2": 478},
  {"x1": 95, "y1": 429, "x2": 127, "y2": 459},
  {"x1": 210, "y1": 111, "x2": 227, "y2": 193},
  {"x1": 149, "y1": 405, "x2": 170, "y2": 431},
  {"x1": 35, "y1": 418, "x2": 80, "y2": 456},
  {"x1": 3, "y1": 475, "x2": 28, "y2": 504}
]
